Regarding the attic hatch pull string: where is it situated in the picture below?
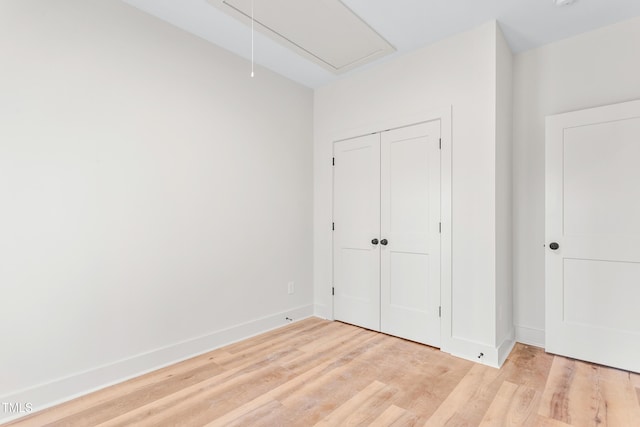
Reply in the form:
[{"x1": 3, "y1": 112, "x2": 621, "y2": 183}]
[{"x1": 251, "y1": 0, "x2": 254, "y2": 77}]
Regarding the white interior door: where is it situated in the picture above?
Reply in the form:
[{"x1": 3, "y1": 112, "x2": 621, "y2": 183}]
[
  {"x1": 546, "y1": 100, "x2": 640, "y2": 373},
  {"x1": 333, "y1": 133, "x2": 381, "y2": 331},
  {"x1": 380, "y1": 121, "x2": 441, "y2": 346}
]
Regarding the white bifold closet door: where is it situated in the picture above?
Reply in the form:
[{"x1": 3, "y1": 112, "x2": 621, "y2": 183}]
[{"x1": 333, "y1": 121, "x2": 441, "y2": 347}]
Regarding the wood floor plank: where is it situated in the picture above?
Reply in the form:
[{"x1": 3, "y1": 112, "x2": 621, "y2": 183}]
[
  {"x1": 370, "y1": 405, "x2": 416, "y2": 426},
  {"x1": 222, "y1": 317, "x2": 325, "y2": 354},
  {"x1": 91, "y1": 332, "x2": 325, "y2": 427},
  {"x1": 4, "y1": 319, "x2": 639, "y2": 427},
  {"x1": 297, "y1": 322, "x2": 364, "y2": 354},
  {"x1": 538, "y1": 357, "x2": 640, "y2": 427},
  {"x1": 631, "y1": 372, "x2": 640, "y2": 389},
  {"x1": 222, "y1": 399, "x2": 288, "y2": 427},
  {"x1": 280, "y1": 326, "x2": 376, "y2": 375},
  {"x1": 388, "y1": 411, "x2": 420, "y2": 427},
  {"x1": 538, "y1": 356, "x2": 576, "y2": 423},
  {"x1": 351, "y1": 333, "x2": 472, "y2": 422},
  {"x1": 54, "y1": 361, "x2": 227, "y2": 427},
  {"x1": 202, "y1": 358, "x2": 339, "y2": 427},
  {"x1": 443, "y1": 344, "x2": 553, "y2": 426},
  {"x1": 423, "y1": 363, "x2": 502, "y2": 426},
  {"x1": 386, "y1": 354, "x2": 471, "y2": 421},
  {"x1": 212, "y1": 322, "x2": 337, "y2": 370},
  {"x1": 533, "y1": 415, "x2": 574, "y2": 427},
  {"x1": 631, "y1": 371, "x2": 640, "y2": 407},
  {"x1": 95, "y1": 363, "x2": 293, "y2": 427},
  {"x1": 337, "y1": 384, "x2": 400, "y2": 426},
  {"x1": 505, "y1": 343, "x2": 555, "y2": 390},
  {"x1": 561, "y1": 360, "x2": 609, "y2": 427},
  {"x1": 313, "y1": 380, "x2": 387, "y2": 426},
  {"x1": 593, "y1": 365, "x2": 640, "y2": 426},
  {"x1": 278, "y1": 336, "x2": 390, "y2": 424},
  {"x1": 478, "y1": 380, "x2": 519, "y2": 425},
  {"x1": 478, "y1": 381, "x2": 538, "y2": 426}
]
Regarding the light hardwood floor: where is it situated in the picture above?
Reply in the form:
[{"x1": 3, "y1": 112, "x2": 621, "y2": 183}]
[{"x1": 4, "y1": 317, "x2": 640, "y2": 426}]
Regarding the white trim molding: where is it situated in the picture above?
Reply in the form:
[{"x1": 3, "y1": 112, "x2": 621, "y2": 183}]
[
  {"x1": 515, "y1": 325, "x2": 545, "y2": 348},
  {"x1": 498, "y1": 330, "x2": 517, "y2": 367},
  {"x1": 313, "y1": 303, "x2": 331, "y2": 320}
]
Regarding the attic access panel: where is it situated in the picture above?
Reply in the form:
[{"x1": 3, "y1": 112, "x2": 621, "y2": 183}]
[{"x1": 208, "y1": 0, "x2": 395, "y2": 74}]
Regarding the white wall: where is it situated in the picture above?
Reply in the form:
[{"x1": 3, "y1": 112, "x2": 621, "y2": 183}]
[
  {"x1": 513, "y1": 16, "x2": 640, "y2": 347},
  {"x1": 0, "y1": 0, "x2": 313, "y2": 418},
  {"x1": 314, "y1": 21, "x2": 510, "y2": 364},
  {"x1": 495, "y1": 26, "x2": 514, "y2": 355}
]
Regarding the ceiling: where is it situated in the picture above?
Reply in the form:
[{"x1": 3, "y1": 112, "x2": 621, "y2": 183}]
[{"x1": 121, "y1": 0, "x2": 640, "y2": 88}]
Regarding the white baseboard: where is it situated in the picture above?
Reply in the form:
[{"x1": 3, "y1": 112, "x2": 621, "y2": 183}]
[
  {"x1": 515, "y1": 325, "x2": 545, "y2": 348},
  {"x1": 0, "y1": 304, "x2": 314, "y2": 423},
  {"x1": 443, "y1": 338, "x2": 498, "y2": 368},
  {"x1": 442, "y1": 329, "x2": 515, "y2": 369},
  {"x1": 313, "y1": 303, "x2": 331, "y2": 320},
  {"x1": 497, "y1": 331, "x2": 516, "y2": 367},
  {"x1": 445, "y1": 342, "x2": 500, "y2": 368}
]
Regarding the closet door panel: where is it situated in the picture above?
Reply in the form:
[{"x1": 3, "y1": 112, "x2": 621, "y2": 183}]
[
  {"x1": 380, "y1": 121, "x2": 441, "y2": 346},
  {"x1": 333, "y1": 134, "x2": 381, "y2": 331}
]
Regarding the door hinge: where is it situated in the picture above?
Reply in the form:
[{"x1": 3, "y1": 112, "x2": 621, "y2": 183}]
[
  {"x1": 439, "y1": 138, "x2": 442, "y2": 149},
  {"x1": 439, "y1": 306, "x2": 441, "y2": 318},
  {"x1": 439, "y1": 222, "x2": 441, "y2": 233},
  {"x1": 332, "y1": 222, "x2": 335, "y2": 231},
  {"x1": 332, "y1": 157, "x2": 335, "y2": 166},
  {"x1": 332, "y1": 287, "x2": 335, "y2": 296}
]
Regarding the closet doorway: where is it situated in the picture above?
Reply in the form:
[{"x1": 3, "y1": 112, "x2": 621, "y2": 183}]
[{"x1": 332, "y1": 120, "x2": 442, "y2": 347}]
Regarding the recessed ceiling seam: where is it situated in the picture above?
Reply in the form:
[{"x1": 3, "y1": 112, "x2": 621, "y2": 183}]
[{"x1": 222, "y1": 1, "x2": 341, "y2": 70}]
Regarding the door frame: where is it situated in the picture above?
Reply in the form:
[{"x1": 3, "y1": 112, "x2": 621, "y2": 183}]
[{"x1": 329, "y1": 107, "x2": 452, "y2": 348}]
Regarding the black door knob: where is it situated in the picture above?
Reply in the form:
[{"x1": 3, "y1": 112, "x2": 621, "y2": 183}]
[
  {"x1": 380, "y1": 239, "x2": 388, "y2": 246},
  {"x1": 549, "y1": 242, "x2": 559, "y2": 250},
  {"x1": 371, "y1": 238, "x2": 379, "y2": 245}
]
